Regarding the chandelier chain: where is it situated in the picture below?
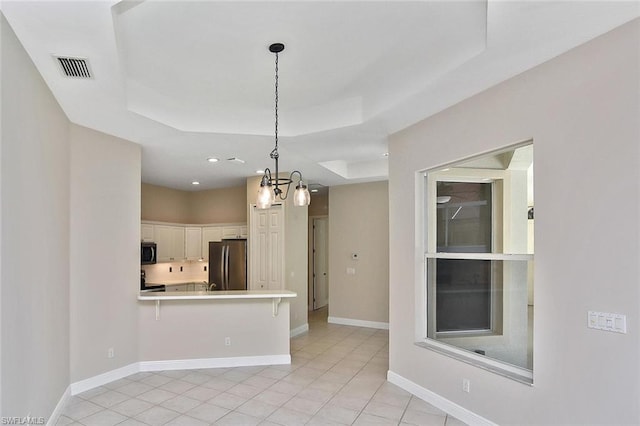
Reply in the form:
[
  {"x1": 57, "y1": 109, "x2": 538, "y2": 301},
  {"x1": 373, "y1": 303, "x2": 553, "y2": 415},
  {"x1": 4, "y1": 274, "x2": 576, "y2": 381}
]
[{"x1": 274, "y1": 51, "x2": 279, "y2": 152}]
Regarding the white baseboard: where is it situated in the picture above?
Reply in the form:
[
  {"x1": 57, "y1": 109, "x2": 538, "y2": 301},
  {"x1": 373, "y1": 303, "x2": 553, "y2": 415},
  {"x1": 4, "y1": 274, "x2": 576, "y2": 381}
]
[
  {"x1": 387, "y1": 370, "x2": 496, "y2": 426},
  {"x1": 139, "y1": 354, "x2": 291, "y2": 372},
  {"x1": 290, "y1": 323, "x2": 309, "y2": 337},
  {"x1": 70, "y1": 363, "x2": 139, "y2": 395},
  {"x1": 328, "y1": 316, "x2": 389, "y2": 330},
  {"x1": 46, "y1": 385, "x2": 71, "y2": 426},
  {"x1": 70, "y1": 354, "x2": 292, "y2": 396}
]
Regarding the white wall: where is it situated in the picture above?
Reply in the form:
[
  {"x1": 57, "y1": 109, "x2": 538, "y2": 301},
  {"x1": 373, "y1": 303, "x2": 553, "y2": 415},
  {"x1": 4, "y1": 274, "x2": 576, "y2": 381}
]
[
  {"x1": 389, "y1": 19, "x2": 639, "y2": 424},
  {"x1": 328, "y1": 182, "x2": 389, "y2": 325},
  {"x1": 0, "y1": 13, "x2": 70, "y2": 417},
  {"x1": 284, "y1": 192, "x2": 309, "y2": 332},
  {"x1": 70, "y1": 124, "x2": 141, "y2": 382},
  {"x1": 139, "y1": 300, "x2": 290, "y2": 361},
  {"x1": 247, "y1": 176, "x2": 309, "y2": 333}
]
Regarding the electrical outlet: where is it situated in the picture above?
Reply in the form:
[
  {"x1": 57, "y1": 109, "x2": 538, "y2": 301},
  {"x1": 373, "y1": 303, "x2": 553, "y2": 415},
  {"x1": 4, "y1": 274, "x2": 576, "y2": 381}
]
[
  {"x1": 462, "y1": 378, "x2": 471, "y2": 393},
  {"x1": 108, "y1": 348, "x2": 115, "y2": 359},
  {"x1": 225, "y1": 337, "x2": 231, "y2": 346}
]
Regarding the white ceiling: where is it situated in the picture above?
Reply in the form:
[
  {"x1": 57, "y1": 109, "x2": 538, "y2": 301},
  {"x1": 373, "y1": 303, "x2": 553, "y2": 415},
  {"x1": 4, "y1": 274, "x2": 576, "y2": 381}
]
[{"x1": 1, "y1": 1, "x2": 638, "y2": 191}]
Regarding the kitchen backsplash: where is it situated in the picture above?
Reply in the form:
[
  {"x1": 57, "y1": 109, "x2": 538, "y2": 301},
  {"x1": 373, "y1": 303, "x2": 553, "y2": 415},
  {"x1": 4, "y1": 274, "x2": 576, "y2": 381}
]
[{"x1": 142, "y1": 261, "x2": 208, "y2": 284}]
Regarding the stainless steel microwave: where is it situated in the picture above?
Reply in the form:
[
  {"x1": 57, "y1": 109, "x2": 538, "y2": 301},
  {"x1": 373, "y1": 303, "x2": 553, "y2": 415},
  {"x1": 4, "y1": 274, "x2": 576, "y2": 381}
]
[{"x1": 141, "y1": 242, "x2": 157, "y2": 265}]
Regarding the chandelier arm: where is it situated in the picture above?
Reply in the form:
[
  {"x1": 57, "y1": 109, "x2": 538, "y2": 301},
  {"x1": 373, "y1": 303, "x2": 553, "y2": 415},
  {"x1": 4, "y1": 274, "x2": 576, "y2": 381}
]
[
  {"x1": 263, "y1": 168, "x2": 272, "y2": 181},
  {"x1": 277, "y1": 178, "x2": 292, "y2": 200}
]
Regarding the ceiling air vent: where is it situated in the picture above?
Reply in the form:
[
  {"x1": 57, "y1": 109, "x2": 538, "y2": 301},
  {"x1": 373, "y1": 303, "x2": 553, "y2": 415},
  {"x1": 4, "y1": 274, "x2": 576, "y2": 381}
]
[{"x1": 54, "y1": 56, "x2": 92, "y2": 78}]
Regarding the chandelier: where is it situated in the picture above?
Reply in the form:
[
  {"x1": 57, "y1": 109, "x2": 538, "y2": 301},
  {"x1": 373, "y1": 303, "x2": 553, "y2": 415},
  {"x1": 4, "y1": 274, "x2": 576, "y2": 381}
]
[{"x1": 256, "y1": 43, "x2": 311, "y2": 209}]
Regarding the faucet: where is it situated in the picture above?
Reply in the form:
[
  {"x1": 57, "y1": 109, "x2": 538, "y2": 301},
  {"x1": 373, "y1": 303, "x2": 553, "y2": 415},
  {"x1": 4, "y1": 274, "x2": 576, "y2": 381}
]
[{"x1": 208, "y1": 282, "x2": 217, "y2": 291}]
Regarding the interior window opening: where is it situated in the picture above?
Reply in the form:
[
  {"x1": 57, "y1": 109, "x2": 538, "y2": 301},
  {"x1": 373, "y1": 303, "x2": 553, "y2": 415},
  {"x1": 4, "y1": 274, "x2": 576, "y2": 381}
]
[{"x1": 419, "y1": 142, "x2": 534, "y2": 383}]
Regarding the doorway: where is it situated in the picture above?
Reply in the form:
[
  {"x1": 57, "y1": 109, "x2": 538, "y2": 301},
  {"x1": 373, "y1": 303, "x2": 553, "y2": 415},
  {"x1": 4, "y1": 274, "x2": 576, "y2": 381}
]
[{"x1": 312, "y1": 217, "x2": 328, "y2": 310}]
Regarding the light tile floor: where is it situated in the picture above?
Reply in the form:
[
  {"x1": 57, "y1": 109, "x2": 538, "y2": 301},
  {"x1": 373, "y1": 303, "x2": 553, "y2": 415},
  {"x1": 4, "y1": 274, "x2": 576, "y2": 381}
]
[{"x1": 59, "y1": 308, "x2": 466, "y2": 425}]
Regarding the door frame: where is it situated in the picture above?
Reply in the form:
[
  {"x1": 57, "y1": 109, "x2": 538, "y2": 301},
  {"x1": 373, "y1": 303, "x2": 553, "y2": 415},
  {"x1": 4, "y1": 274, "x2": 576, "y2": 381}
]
[{"x1": 308, "y1": 215, "x2": 329, "y2": 311}]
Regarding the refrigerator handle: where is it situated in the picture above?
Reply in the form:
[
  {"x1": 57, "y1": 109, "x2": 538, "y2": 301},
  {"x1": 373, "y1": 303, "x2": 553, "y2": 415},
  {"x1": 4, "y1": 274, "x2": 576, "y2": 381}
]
[
  {"x1": 224, "y1": 245, "x2": 229, "y2": 290},
  {"x1": 220, "y1": 246, "x2": 225, "y2": 290}
]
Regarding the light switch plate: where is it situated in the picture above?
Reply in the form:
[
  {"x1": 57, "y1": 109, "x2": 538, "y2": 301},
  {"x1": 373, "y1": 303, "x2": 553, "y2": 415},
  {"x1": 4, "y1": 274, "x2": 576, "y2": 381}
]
[{"x1": 588, "y1": 311, "x2": 626, "y2": 334}]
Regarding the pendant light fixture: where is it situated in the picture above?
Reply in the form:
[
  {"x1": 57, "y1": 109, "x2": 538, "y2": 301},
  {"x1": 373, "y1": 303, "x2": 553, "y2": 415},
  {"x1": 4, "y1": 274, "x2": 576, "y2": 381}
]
[{"x1": 256, "y1": 43, "x2": 311, "y2": 209}]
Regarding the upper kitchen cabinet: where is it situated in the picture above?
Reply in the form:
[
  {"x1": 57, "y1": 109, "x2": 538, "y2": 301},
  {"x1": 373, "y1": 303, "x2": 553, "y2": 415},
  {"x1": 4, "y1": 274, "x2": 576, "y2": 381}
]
[
  {"x1": 155, "y1": 225, "x2": 185, "y2": 262},
  {"x1": 185, "y1": 227, "x2": 203, "y2": 261},
  {"x1": 222, "y1": 225, "x2": 247, "y2": 239},
  {"x1": 141, "y1": 223, "x2": 155, "y2": 242}
]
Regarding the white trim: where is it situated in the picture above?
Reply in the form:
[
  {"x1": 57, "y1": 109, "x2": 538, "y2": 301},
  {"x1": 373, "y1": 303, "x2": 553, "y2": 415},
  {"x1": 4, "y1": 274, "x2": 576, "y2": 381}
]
[
  {"x1": 46, "y1": 385, "x2": 71, "y2": 426},
  {"x1": 328, "y1": 316, "x2": 389, "y2": 330},
  {"x1": 425, "y1": 252, "x2": 533, "y2": 261},
  {"x1": 415, "y1": 340, "x2": 533, "y2": 383},
  {"x1": 139, "y1": 355, "x2": 291, "y2": 372},
  {"x1": 70, "y1": 363, "x2": 139, "y2": 395},
  {"x1": 69, "y1": 354, "x2": 292, "y2": 396},
  {"x1": 290, "y1": 323, "x2": 309, "y2": 337},
  {"x1": 387, "y1": 371, "x2": 497, "y2": 426}
]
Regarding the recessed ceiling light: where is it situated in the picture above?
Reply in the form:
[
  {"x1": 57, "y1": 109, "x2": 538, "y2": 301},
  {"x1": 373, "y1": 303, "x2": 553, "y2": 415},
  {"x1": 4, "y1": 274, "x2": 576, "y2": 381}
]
[
  {"x1": 207, "y1": 157, "x2": 219, "y2": 163},
  {"x1": 442, "y1": 168, "x2": 450, "y2": 172},
  {"x1": 311, "y1": 189, "x2": 319, "y2": 193},
  {"x1": 191, "y1": 181, "x2": 200, "y2": 185},
  {"x1": 256, "y1": 169, "x2": 264, "y2": 174}
]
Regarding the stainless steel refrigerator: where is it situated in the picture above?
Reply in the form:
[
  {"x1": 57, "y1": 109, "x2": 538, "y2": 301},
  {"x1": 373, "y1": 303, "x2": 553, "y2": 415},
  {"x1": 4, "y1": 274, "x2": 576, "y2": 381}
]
[{"x1": 208, "y1": 239, "x2": 247, "y2": 290}]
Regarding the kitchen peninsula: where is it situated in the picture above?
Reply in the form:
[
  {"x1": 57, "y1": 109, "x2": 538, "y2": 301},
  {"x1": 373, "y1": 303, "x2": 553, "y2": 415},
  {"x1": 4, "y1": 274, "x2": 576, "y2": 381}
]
[{"x1": 137, "y1": 290, "x2": 296, "y2": 371}]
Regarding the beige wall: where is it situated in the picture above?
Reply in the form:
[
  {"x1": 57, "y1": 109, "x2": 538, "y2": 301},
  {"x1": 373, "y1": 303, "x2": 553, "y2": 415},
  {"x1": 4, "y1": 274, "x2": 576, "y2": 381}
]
[
  {"x1": 308, "y1": 191, "x2": 328, "y2": 217},
  {"x1": 247, "y1": 176, "x2": 309, "y2": 332},
  {"x1": 190, "y1": 186, "x2": 247, "y2": 224},
  {"x1": 141, "y1": 183, "x2": 246, "y2": 224},
  {"x1": 141, "y1": 183, "x2": 191, "y2": 223},
  {"x1": 0, "y1": 14, "x2": 71, "y2": 417},
  {"x1": 139, "y1": 300, "x2": 290, "y2": 361},
  {"x1": 389, "y1": 19, "x2": 640, "y2": 424},
  {"x1": 328, "y1": 182, "x2": 389, "y2": 324},
  {"x1": 70, "y1": 125, "x2": 141, "y2": 382}
]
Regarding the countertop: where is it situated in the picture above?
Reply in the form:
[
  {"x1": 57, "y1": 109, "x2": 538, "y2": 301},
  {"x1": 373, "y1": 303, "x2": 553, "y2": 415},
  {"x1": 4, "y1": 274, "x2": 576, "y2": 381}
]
[{"x1": 138, "y1": 289, "x2": 297, "y2": 301}]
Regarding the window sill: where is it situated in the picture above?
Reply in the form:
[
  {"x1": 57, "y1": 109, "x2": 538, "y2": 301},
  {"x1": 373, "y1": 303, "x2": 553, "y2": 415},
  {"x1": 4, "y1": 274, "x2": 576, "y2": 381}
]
[{"x1": 415, "y1": 340, "x2": 533, "y2": 385}]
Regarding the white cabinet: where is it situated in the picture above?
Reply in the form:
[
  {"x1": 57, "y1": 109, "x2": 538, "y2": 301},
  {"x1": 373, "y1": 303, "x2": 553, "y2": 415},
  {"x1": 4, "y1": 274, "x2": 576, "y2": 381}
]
[
  {"x1": 250, "y1": 204, "x2": 284, "y2": 290},
  {"x1": 155, "y1": 225, "x2": 185, "y2": 262},
  {"x1": 141, "y1": 222, "x2": 246, "y2": 263},
  {"x1": 141, "y1": 223, "x2": 155, "y2": 242},
  {"x1": 222, "y1": 226, "x2": 245, "y2": 239},
  {"x1": 201, "y1": 226, "x2": 223, "y2": 261},
  {"x1": 185, "y1": 227, "x2": 203, "y2": 261}
]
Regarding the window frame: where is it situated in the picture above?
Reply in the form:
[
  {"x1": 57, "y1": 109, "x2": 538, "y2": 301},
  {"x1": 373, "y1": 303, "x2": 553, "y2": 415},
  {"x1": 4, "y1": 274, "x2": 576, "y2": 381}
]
[{"x1": 414, "y1": 142, "x2": 534, "y2": 385}]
